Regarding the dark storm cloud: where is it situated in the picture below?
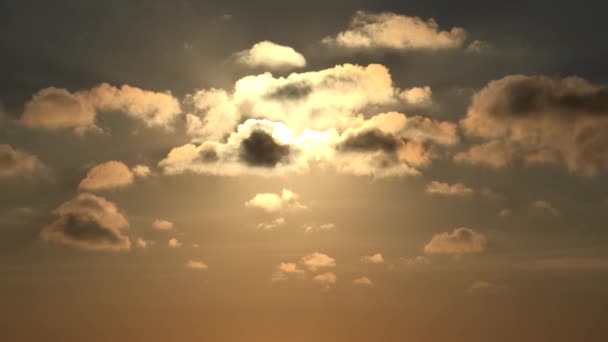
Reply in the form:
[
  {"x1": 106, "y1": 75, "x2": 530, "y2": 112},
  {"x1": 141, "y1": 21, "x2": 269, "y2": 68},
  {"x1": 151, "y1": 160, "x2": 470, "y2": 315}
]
[
  {"x1": 265, "y1": 81, "x2": 313, "y2": 101},
  {"x1": 337, "y1": 129, "x2": 400, "y2": 153},
  {"x1": 239, "y1": 130, "x2": 290, "y2": 167}
]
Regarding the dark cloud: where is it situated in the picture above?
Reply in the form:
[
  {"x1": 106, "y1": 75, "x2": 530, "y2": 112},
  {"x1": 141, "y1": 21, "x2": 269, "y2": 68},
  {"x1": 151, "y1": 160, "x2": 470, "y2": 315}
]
[
  {"x1": 337, "y1": 129, "x2": 400, "y2": 153},
  {"x1": 0, "y1": 144, "x2": 48, "y2": 178},
  {"x1": 265, "y1": 81, "x2": 313, "y2": 101},
  {"x1": 239, "y1": 130, "x2": 290, "y2": 167}
]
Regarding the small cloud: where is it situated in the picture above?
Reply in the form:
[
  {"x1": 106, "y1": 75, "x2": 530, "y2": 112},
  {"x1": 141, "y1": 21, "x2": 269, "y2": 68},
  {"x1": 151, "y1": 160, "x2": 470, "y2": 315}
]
[
  {"x1": 465, "y1": 40, "x2": 493, "y2": 54},
  {"x1": 398, "y1": 86, "x2": 433, "y2": 107},
  {"x1": 185, "y1": 260, "x2": 208, "y2": 271},
  {"x1": 302, "y1": 223, "x2": 336, "y2": 233},
  {"x1": 0, "y1": 144, "x2": 49, "y2": 179},
  {"x1": 354, "y1": 276, "x2": 374, "y2": 287},
  {"x1": 480, "y1": 186, "x2": 502, "y2": 200},
  {"x1": 400, "y1": 256, "x2": 430, "y2": 266},
  {"x1": 361, "y1": 253, "x2": 384, "y2": 264},
  {"x1": 152, "y1": 219, "x2": 174, "y2": 231},
  {"x1": 467, "y1": 280, "x2": 510, "y2": 294},
  {"x1": 300, "y1": 252, "x2": 336, "y2": 271},
  {"x1": 234, "y1": 41, "x2": 306, "y2": 70},
  {"x1": 271, "y1": 262, "x2": 305, "y2": 282},
  {"x1": 532, "y1": 200, "x2": 560, "y2": 216},
  {"x1": 78, "y1": 161, "x2": 134, "y2": 191},
  {"x1": 256, "y1": 217, "x2": 286, "y2": 231},
  {"x1": 132, "y1": 164, "x2": 151, "y2": 178},
  {"x1": 424, "y1": 227, "x2": 487, "y2": 255},
  {"x1": 245, "y1": 189, "x2": 307, "y2": 212},
  {"x1": 313, "y1": 272, "x2": 337, "y2": 290},
  {"x1": 499, "y1": 208, "x2": 512, "y2": 217},
  {"x1": 426, "y1": 181, "x2": 474, "y2": 196},
  {"x1": 168, "y1": 238, "x2": 182, "y2": 248},
  {"x1": 135, "y1": 238, "x2": 154, "y2": 249}
]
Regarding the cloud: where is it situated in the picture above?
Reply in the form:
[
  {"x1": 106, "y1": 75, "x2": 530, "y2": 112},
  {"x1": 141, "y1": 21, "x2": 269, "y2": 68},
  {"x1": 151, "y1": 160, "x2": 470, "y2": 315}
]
[
  {"x1": 354, "y1": 277, "x2": 374, "y2": 287},
  {"x1": 0, "y1": 144, "x2": 48, "y2": 178},
  {"x1": 424, "y1": 227, "x2": 487, "y2": 255},
  {"x1": 532, "y1": 200, "x2": 560, "y2": 216},
  {"x1": 465, "y1": 40, "x2": 493, "y2": 54},
  {"x1": 313, "y1": 272, "x2": 337, "y2": 289},
  {"x1": 425, "y1": 181, "x2": 474, "y2": 196},
  {"x1": 460, "y1": 75, "x2": 608, "y2": 176},
  {"x1": 245, "y1": 189, "x2": 306, "y2": 212},
  {"x1": 467, "y1": 280, "x2": 510, "y2": 294},
  {"x1": 78, "y1": 161, "x2": 134, "y2": 191},
  {"x1": 322, "y1": 11, "x2": 467, "y2": 51},
  {"x1": 168, "y1": 237, "x2": 182, "y2": 247},
  {"x1": 132, "y1": 165, "x2": 151, "y2": 178},
  {"x1": 361, "y1": 253, "x2": 384, "y2": 264},
  {"x1": 135, "y1": 238, "x2": 152, "y2": 248},
  {"x1": 152, "y1": 219, "x2": 174, "y2": 230},
  {"x1": 499, "y1": 208, "x2": 512, "y2": 217},
  {"x1": 256, "y1": 217, "x2": 286, "y2": 230},
  {"x1": 234, "y1": 41, "x2": 306, "y2": 70},
  {"x1": 399, "y1": 86, "x2": 433, "y2": 107},
  {"x1": 19, "y1": 83, "x2": 181, "y2": 134},
  {"x1": 300, "y1": 252, "x2": 336, "y2": 271},
  {"x1": 302, "y1": 223, "x2": 335, "y2": 233},
  {"x1": 185, "y1": 260, "x2": 208, "y2": 271},
  {"x1": 40, "y1": 193, "x2": 131, "y2": 251},
  {"x1": 271, "y1": 262, "x2": 306, "y2": 282},
  {"x1": 400, "y1": 256, "x2": 430, "y2": 266},
  {"x1": 161, "y1": 64, "x2": 458, "y2": 178}
]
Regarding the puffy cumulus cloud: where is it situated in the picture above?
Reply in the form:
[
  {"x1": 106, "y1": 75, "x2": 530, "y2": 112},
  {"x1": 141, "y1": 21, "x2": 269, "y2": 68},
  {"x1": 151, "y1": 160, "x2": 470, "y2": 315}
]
[
  {"x1": 256, "y1": 217, "x2": 286, "y2": 231},
  {"x1": 424, "y1": 227, "x2": 487, "y2": 255},
  {"x1": 425, "y1": 181, "x2": 474, "y2": 196},
  {"x1": 300, "y1": 252, "x2": 336, "y2": 271},
  {"x1": 162, "y1": 64, "x2": 458, "y2": 178},
  {"x1": 132, "y1": 165, "x2": 151, "y2": 178},
  {"x1": 0, "y1": 144, "x2": 48, "y2": 178},
  {"x1": 361, "y1": 253, "x2": 384, "y2": 264},
  {"x1": 19, "y1": 83, "x2": 180, "y2": 134},
  {"x1": 185, "y1": 260, "x2": 208, "y2": 271},
  {"x1": 152, "y1": 219, "x2": 174, "y2": 230},
  {"x1": 322, "y1": 11, "x2": 467, "y2": 51},
  {"x1": 401, "y1": 256, "x2": 430, "y2": 266},
  {"x1": 467, "y1": 280, "x2": 510, "y2": 294},
  {"x1": 302, "y1": 223, "x2": 335, "y2": 233},
  {"x1": 313, "y1": 272, "x2": 337, "y2": 290},
  {"x1": 40, "y1": 193, "x2": 131, "y2": 251},
  {"x1": 399, "y1": 86, "x2": 433, "y2": 107},
  {"x1": 245, "y1": 189, "x2": 306, "y2": 212},
  {"x1": 78, "y1": 161, "x2": 134, "y2": 191},
  {"x1": 271, "y1": 262, "x2": 305, "y2": 282},
  {"x1": 532, "y1": 200, "x2": 560, "y2": 216},
  {"x1": 234, "y1": 41, "x2": 306, "y2": 70},
  {"x1": 460, "y1": 75, "x2": 608, "y2": 176},
  {"x1": 354, "y1": 276, "x2": 374, "y2": 287},
  {"x1": 168, "y1": 237, "x2": 182, "y2": 248}
]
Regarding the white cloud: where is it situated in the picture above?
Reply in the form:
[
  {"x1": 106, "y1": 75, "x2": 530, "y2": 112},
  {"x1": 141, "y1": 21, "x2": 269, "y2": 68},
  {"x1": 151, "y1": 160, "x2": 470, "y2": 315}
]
[
  {"x1": 399, "y1": 86, "x2": 433, "y2": 107},
  {"x1": 532, "y1": 200, "x2": 560, "y2": 216},
  {"x1": 424, "y1": 227, "x2": 487, "y2": 255},
  {"x1": 361, "y1": 253, "x2": 384, "y2": 264},
  {"x1": 168, "y1": 237, "x2": 182, "y2": 248},
  {"x1": 152, "y1": 219, "x2": 174, "y2": 231},
  {"x1": 354, "y1": 276, "x2": 374, "y2": 287},
  {"x1": 313, "y1": 272, "x2": 337, "y2": 290},
  {"x1": 0, "y1": 144, "x2": 48, "y2": 178},
  {"x1": 185, "y1": 260, "x2": 208, "y2": 271},
  {"x1": 234, "y1": 41, "x2": 306, "y2": 70},
  {"x1": 322, "y1": 11, "x2": 467, "y2": 51},
  {"x1": 245, "y1": 189, "x2": 306, "y2": 212},
  {"x1": 132, "y1": 165, "x2": 151, "y2": 178},
  {"x1": 78, "y1": 161, "x2": 134, "y2": 191},
  {"x1": 40, "y1": 193, "x2": 131, "y2": 251},
  {"x1": 300, "y1": 252, "x2": 336, "y2": 271},
  {"x1": 425, "y1": 181, "x2": 474, "y2": 196}
]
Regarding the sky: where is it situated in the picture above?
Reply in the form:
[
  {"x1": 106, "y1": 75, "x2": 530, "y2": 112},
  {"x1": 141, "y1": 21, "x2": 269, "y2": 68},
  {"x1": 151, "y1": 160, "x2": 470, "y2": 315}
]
[{"x1": 1, "y1": 0, "x2": 608, "y2": 341}]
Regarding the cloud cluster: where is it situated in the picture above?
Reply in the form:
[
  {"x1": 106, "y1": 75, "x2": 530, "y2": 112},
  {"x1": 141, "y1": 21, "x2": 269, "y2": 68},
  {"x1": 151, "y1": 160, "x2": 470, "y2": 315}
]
[
  {"x1": 40, "y1": 193, "x2": 131, "y2": 251},
  {"x1": 245, "y1": 189, "x2": 306, "y2": 212},
  {"x1": 0, "y1": 144, "x2": 47, "y2": 178},
  {"x1": 20, "y1": 83, "x2": 181, "y2": 134},
  {"x1": 302, "y1": 223, "x2": 335, "y2": 233},
  {"x1": 271, "y1": 252, "x2": 336, "y2": 289},
  {"x1": 257, "y1": 217, "x2": 286, "y2": 230},
  {"x1": 300, "y1": 252, "x2": 336, "y2": 271},
  {"x1": 425, "y1": 181, "x2": 474, "y2": 196},
  {"x1": 234, "y1": 41, "x2": 306, "y2": 70},
  {"x1": 322, "y1": 11, "x2": 467, "y2": 51},
  {"x1": 459, "y1": 75, "x2": 608, "y2": 176},
  {"x1": 161, "y1": 64, "x2": 457, "y2": 178},
  {"x1": 78, "y1": 161, "x2": 134, "y2": 191},
  {"x1": 424, "y1": 227, "x2": 486, "y2": 255}
]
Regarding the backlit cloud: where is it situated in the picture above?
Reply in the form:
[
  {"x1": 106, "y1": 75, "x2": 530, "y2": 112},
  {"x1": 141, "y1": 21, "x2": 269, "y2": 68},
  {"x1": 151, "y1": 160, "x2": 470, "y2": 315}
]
[
  {"x1": 424, "y1": 227, "x2": 486, "y2": 255},
  {"x1": 361, "y1": 253, "x2": 384, "y2": 264},
  {"x1": 300, "y1": 252, "x2": 336, "y2": 271},
  {"x1": 322, "y1": 11, "x2": 467, "y2": 51},
  {"x1": 40, "y1": 193, "x2": 131, "y2": 251},
  {"x1": 168, "y1": 237, "x2": 182, "y2": 248},
  {"x1": 354, "y1": 276, "x2": 374, "y2": 287},
  {"x1": 234, "y1": 41, "x2": 306, "y2": 70},
  {"x1": 256, "y1": 217, "x2": 286, "y2": 231},
  {"x1": 152, "y1": 219, "x2": 174, "y2": 230},
  {"x1": 245, "y1": 189, "x2": 306, "y2": 212},
  {"x1": 78, "y1": 161, "x2": 134, "y2": 191},
  {"x1": 0, "y1": 144, "x2": 48, "y2": 178},
  {"x1": 425, "y1": 181, "x2": 474, "y2": 196},
  {"x1": 313, "y1": 272, "x2": 337, "y2": 290}
]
